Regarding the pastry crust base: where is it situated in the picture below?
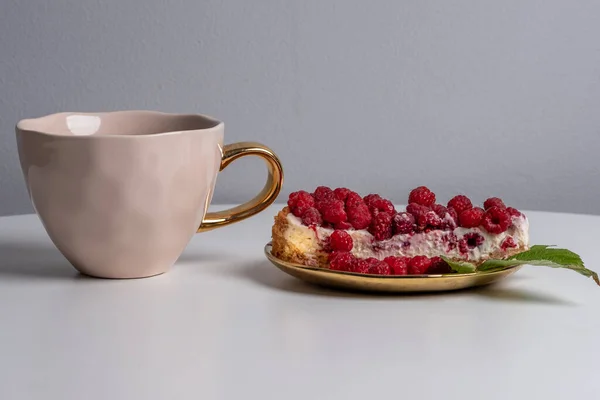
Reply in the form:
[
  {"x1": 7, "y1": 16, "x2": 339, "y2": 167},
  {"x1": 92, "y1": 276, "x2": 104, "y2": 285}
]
[
  {"x1": 271, "y1": 207, "x2": 527, "y2": 269},
  {"x1": 271, "y1": 207, "x2": 328, "y2": 267}
]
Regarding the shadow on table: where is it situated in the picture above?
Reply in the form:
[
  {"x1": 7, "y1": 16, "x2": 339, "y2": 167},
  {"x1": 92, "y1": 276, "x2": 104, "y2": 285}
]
[
  {"x1": 237, "y1": 261, "x2": 576, "y2": 305},
  {"x1": 0, "y1": 241, "x2": 79, "y2": 280}
]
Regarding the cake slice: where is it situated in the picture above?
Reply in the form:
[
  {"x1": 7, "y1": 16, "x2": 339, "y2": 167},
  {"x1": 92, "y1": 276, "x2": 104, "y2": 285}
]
[{"x1": 271, "y1": 186, "x2": 529, "y2": 275}]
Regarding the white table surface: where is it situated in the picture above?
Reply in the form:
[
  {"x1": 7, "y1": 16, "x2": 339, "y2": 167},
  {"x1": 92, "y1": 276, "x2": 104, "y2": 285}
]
[{"x1": 0, "y1": 204, "x2": 599, "y2": 400}]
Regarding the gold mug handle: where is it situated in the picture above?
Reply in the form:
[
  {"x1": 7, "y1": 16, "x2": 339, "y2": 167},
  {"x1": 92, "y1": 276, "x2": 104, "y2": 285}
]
[{"x1": 197, "y1": 142, "x2": 284, "y2": 233}]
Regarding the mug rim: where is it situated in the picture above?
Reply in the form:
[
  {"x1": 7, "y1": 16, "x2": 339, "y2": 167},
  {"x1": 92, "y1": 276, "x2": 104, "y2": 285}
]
[{"x1": 16, "y1": 110, "x2": 224, "y2": 139}]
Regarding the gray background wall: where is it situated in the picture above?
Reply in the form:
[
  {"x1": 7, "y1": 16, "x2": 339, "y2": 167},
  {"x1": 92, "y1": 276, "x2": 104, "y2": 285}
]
[{"x1": 1, "y1": 0, "x2": 600, "y2": 216}]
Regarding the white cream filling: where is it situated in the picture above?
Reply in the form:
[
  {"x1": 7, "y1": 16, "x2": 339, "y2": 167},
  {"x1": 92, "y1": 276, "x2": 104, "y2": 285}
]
[{"x1": 284, "y1": 212, "x2": 529, "y2": 262}]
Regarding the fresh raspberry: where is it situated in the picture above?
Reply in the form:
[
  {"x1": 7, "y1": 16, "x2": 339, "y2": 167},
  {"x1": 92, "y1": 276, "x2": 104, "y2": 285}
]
[
  {"x1": 345, "y1": 192, "x2": 364, "y2": 208},
  {"x1": 368, "y1": 261, "x2": 392, "y2": 275},
  {"x1": 408, "y1": 256, "x2": 432, "y2": 275},
  {"x1": 458, "y1": 207, "x2": 485, "y2": 228},
  {"x1": 328, "y1": 251, "x2": 342, "y2": 263},
  {"x1": 484, "y1": 197, "x2": 506, "y2": 210},
  {"x1": 408, "y1": 186, "x2": 436, "y2": 207},
  {"x1": 363, "y1": 194, "x2": 382, "y2": 208},
  {"x1": 329, "y1": 230, "x2": 353, "y2": 252},
  {"x1": 501, "y1": 236, "x2": 517, "y2": 250},
  {"x1": 314, "y1": 200, "x2": 328, "y2": 213},
  {"x1": 313, "y1": 186, "x2": 334, "y2": 201},
  {"x1": 329, "y1": 252, "x2": 354, "y2": 271},
  {"x1": 301, "y1": 207, "x2": 322, "y2": 226},
  {"x1": 369, "y1": 212, "x2": 393, "y2": 241},
  {"x1": 446, "y1": 207, "x2": 459, "y2": 224},
  {"x1": 333, "y1": 187, "x2": 351, "y2": 202},
  {"x1": 447, "y1": 195, "x2": 473, "y2": 214},
  {"x1": 294, "y1": 201, "x2": 311, "y2": 217},
  {"x1": 482, "y1": 206, "x2": 511, "y2": 234},
  {"x1": 384, "y1": 256, "x2": 408, "y2": 275},
  {"x1": 431, "y1": 205, "x2": 455, "y2": 230},
  {"x1": 418, "y1": 210, "x2": 443, "y2": 230},
  {"x1": 393, "y1": 212, "x2": 415, "y2": 234},
  {"x1": 371, "y1": 198, "x2": 396, "y2": 215},
  {"x1": 294, "y1": 199, "x2": 314, "y2": 217},
  {"x1": 321, "y1": 200, "x2": 348, "y2": 224},
  {"x1": 427, "y1": 257, "x2": 452, "y2": 274},
  {"x1": 465, "y1": 232, "x2": 485, "y2": 247},
  {"x1": 287, "y1": 190, "x2": 308, "y2": 204},
  {"x1": 365, "y1": 257, "x2": 380, "y2": 267},
  {"x1": 506, "y1": 207, "x2": 522, "y2": 217},
  {"x1": 432, "y1": 204, "x2": 449, "y2": 218},
  {"x1": 443, "y1": 232, "x2": 458, "y2": 243},
  {"x1": 351, "y1": 259, "x2": 370, "y2": 274},
  {"x1": 347, "y1": 203, "x2": 372, "y2": 230},
  {"x1": 287, "y1": 190, "x2": 315, "y2": 217},
  {"x1": 334, "y1": 221, "x2": 353, "y2": 230},
  {"x1": 459, "y1": 232, "x2": 485, "y2": 253},
  {"x1": 406, "y1": 203, "x2": 429, "y2": 220},
  {"x1": 442, "y1": 209, "x2": 458, "y2": 230}
]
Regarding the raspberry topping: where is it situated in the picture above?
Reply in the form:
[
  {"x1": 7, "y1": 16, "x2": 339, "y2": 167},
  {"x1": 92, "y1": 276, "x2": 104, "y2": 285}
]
[
  {"x1": 369, "y1": 212, "x2": 393, "y2": 241},
  {"x1": 333, "y1": 187, "x2": 351, "y2": 202},
  {"x1": 427, "y1": 257, "x2": 452, "y2": 274},
  {"x1": 371, "y1": 198, "x2": 396, "y2": 215},
  {"x1": 393, "y1": 212, "x2": 416, "y2": 234},
  {"x1": 365, "y1": 257, "x2": 380, "y2": 266},
  {"x1": 501, "y1": 236, "x2": 517, "y2": 250},
  {"x1": 363, "y1": 194, "x2": 382, "y2": 208},
  {"x1": 408, "y1": 186, "x2": 436, "y2": 207},
  {"x1": 447, "y1": 195, "x2": 473, "y2": 214},
  {"x1": 442, "y1": 207, "x2": 459, "y2": 230},
  {"x1": 329, "y1": 252, "x2": 353, "y2": 271},
  {"x1": 406, "y1": 203, "x2": 429, "y2": 220},
  {"x1": 301, "y1": 207, "x2": 322, "y2": 226},
  {"x1": 484, "y1": 197, "x2": 506, "y2": 210},
  {"x1": 334, "y1": 221, "x2": 354, "y2": 230},
  {"x1": 458, "y1": 207, "x2": 485, "y2": 228},
  {"x1": 351, "y1": 259, "x2": 370, "y2": 274},
  {"x1": 313, "y1": 186, "x2": 334, "y2": 201},
  {"x1": 446, "y1": 207, "x2": 458, "y2": 222},
  {"x1": 482, "y1": 206, "x2": 511, "y2": 234},
  {"x1": 368, "y1": 261, "x2": 392, "y2": 275},
  {"x1": 432, "y1": 204, "x2": 449, "y2": 218},
  {"x1": 288, "y1": 190, "x2": 315, "y2": 217},
  {"x1": 418, "y1": 210, "x2": 443, "y2": 230},
  {"x1": 345, "y1": 192, "x2": 364, "y2": 208},
  {"x1": 329, "y1": 230, "x2": 353, "y2": 252},
  {"x1": 459, "y1": 232, "x2": 485, "y2": 253},
  {"x1": 384, "y1": 256, "x2": 408, "y2": 275},
  {"x1": 321, "y1": 200, "x2": 348, "y2": 224},
  {"x1": 314, "y1": 199, "x2": 328, "y2": 214},
  {"x1": 408, "y1": 256, "x2": 432, "y2": 275},
  {"x1": 347, "y1": 203, "x2": 372, "y2": 230},
  {"x1": 293, "y1": 200, "x2": 313, "y2": 217},
  {"x1": 506, "y1": 207, "x2": 522, "y2": 217}
]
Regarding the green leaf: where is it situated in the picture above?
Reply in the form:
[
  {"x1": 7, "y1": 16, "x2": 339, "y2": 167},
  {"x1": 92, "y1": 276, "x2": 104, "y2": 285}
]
[
  {"x1": 508, "y1": 245, "x2": 584, "y2": 266},
  {"x1": 479, "y1": 245, "x2": 599, "y2": 286},
  {"x1": 441, "y1": 245, "x2": 598, "y2": 286},
  {"x1": 477, "y1": 259, "x2": 523, "y2": 271},
  {"x1": 440, "y1": 257, "x2": 477, "y2": 274}
]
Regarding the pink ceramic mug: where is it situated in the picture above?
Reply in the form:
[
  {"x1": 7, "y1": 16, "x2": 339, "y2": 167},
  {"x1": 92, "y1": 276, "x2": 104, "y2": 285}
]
[{"x1": 16, "y1": 111, "x2": 283, "y2": 279}]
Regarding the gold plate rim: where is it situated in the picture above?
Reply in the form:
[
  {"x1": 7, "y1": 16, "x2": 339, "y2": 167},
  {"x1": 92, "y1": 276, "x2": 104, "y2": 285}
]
[{"x1": 264, "y1": 243, "x2": 520, "y2": 293}]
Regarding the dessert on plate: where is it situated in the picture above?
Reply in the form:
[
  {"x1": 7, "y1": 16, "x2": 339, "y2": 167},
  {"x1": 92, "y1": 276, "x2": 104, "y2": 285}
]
[{"x1": 271, "y1": 185, "x2": 529, "y2": 275}]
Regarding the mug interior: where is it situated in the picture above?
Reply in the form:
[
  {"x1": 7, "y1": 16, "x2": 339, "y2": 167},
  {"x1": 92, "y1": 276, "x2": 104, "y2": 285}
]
[{"x1": 17, "y1": 111, "x2": 221, "y2": 137}]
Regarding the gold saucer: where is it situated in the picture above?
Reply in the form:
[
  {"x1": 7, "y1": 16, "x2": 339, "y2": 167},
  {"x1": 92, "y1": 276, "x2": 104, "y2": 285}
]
[{"x1": 264, "y1": 244, "x2": 520, "y2": 293}]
